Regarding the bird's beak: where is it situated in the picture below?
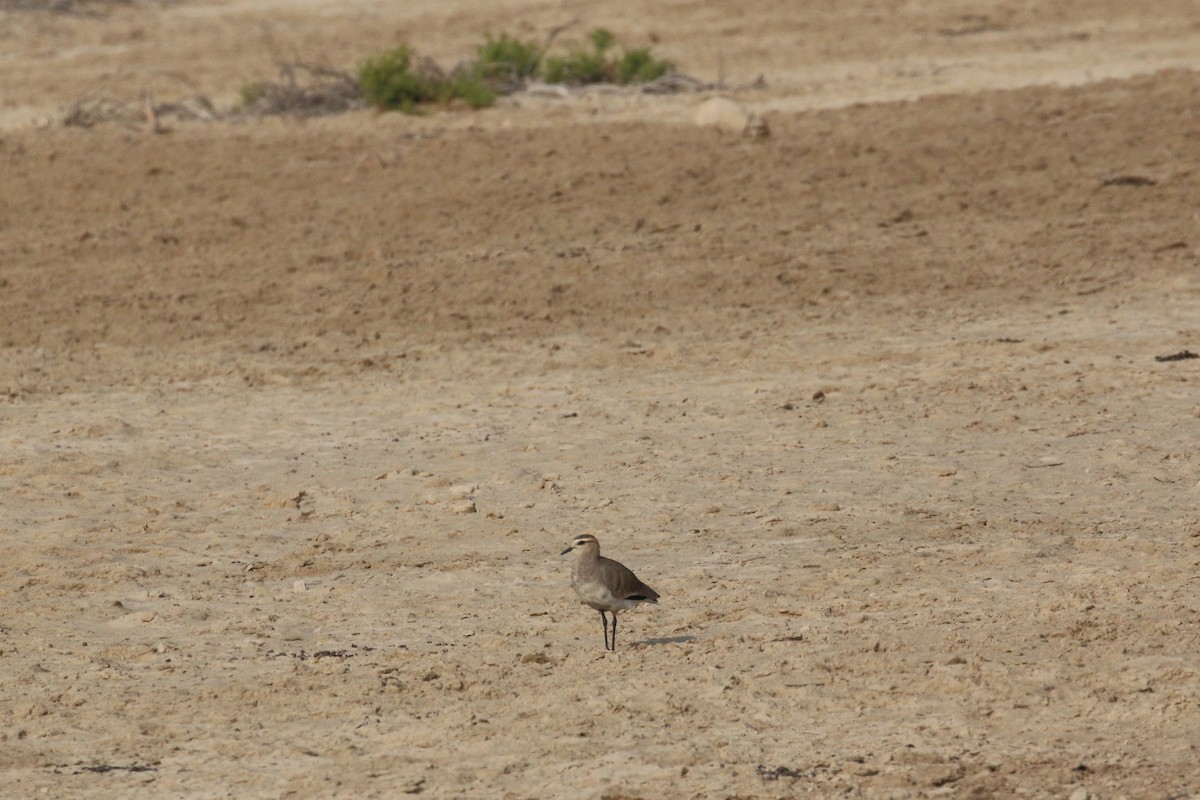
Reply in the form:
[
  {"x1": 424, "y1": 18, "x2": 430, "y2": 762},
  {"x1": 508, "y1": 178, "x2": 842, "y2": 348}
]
[{"x1": 560, "y1": 546, "x2": 573, "y2": 555}]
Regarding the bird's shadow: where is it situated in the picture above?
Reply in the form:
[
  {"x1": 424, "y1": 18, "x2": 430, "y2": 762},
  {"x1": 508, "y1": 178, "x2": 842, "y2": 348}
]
[{"x1": 638, "y1": 635, "x2": 696, "y2": 647}]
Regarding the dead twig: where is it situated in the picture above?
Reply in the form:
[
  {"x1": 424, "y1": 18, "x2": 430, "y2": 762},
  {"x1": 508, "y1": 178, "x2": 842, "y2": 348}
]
[
  {"x1": 234, "y1": 62, "x2": 363, "y2": 118},
  {"x1": 0, "y1": 0, "x2": 127, "y2": 16}
]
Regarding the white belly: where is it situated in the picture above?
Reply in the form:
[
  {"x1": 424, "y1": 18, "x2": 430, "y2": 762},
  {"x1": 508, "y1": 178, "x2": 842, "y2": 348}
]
[{"x1": 571, "y1": 577, "x2": 640, "y2": 612}]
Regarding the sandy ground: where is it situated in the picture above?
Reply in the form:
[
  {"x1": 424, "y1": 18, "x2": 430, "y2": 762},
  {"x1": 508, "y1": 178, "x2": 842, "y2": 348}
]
[{"x1": 3, "y1": 1, "x2": 1200, "y2": 797}]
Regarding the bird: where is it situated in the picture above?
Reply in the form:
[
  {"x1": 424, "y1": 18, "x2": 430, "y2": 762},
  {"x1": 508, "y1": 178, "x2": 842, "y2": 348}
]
[{"x1": 561, "y1": 533, "x2": 659, "y2": 651}]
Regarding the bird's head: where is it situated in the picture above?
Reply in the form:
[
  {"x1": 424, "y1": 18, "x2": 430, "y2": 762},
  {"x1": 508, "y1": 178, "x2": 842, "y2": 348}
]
[{"x1": 560, "y1": 533, "x2": 600, "y2": 556}]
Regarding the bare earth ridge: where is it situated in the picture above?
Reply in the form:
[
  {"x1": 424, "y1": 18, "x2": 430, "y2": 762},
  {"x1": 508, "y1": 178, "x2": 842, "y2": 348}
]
[{"x1": 2, "y1": 1, "x2": 1200, "y2": 797}]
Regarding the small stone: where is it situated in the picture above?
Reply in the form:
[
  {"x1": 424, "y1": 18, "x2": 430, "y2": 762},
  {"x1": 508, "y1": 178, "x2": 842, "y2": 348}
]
[
  {"x1": 694, "y1": 97, "x2": 768, "y2": 137},
  {"x1": 277, "y1": 625, "x2": 306, "y2": 642},
  {"x1": 450, "y1": 499, "x2": 477, "y2": 514},
  {"x1": 104, "y1": 611, "x2": 157, "y2": 629},
  {"x1": 1068, "y1": 788, "x2": 1089, "y2": 800}
]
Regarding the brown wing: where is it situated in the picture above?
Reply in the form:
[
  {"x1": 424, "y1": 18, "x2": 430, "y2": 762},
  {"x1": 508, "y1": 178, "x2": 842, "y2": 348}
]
[{"x1": 598, "y1": 556, "x2": 660, "y2": 603}]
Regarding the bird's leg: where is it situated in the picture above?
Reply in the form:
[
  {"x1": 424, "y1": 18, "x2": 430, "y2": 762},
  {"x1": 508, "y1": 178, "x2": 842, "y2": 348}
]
[
  {"x1": 610, "y1": 613, "x2": 618, "y2": 651},
  {"x1": 600, "y1": 610, "x2": 610, "y2": 650}
]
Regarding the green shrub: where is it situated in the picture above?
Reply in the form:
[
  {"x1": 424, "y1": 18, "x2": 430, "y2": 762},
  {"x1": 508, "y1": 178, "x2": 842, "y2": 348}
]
[
  {"x1": 477, "y1": 33, "x2": 541, "y2": 80},
  {"x1": 543, "y1": 49, "x2": 609, "y2": 85},
  {"x1": 440, "y1": 69, "x2": 497, "y2": 108},
  {"x1": 357, "y1": 46, "x2": 430, "y2": 112},
  {"x1": 616, "y1": 47, "x2": 673, "y2": 84},
  {"x1": 541, "y1": 27, "x2": 672, "y2": 86},
  {"x1": 358, "y1": 45, "x2": 497, "y2": 112},
  {"x1": 342, "y1": 28, "x2": 676, "y2": 115},
  {"x1": 236, "y1": 81, "x2": 269, "y2": 111},
  {"x1": 545, "y1": 27, "x2": 615, "y2": 85},
  {"x1": 588, "y1": 27, "x2": 615, "y2": 53}
]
